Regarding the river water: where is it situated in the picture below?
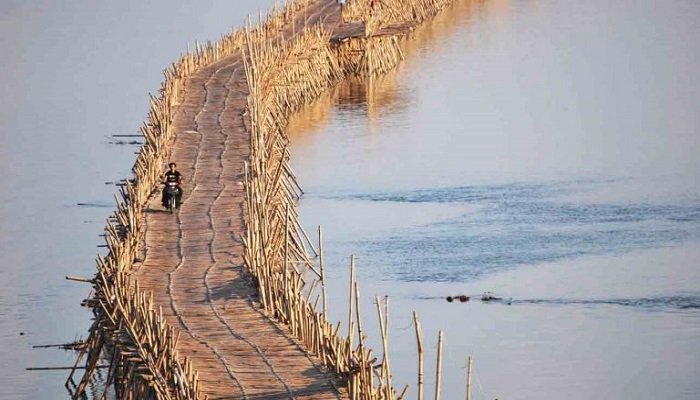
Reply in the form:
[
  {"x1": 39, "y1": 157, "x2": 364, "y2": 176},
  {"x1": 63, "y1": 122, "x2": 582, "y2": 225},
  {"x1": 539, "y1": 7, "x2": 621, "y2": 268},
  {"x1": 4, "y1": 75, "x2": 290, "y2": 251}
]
[
  {"x1": 1, "y1": 0, "x2": 698, "y2": 399},
  {"x1": 0, "y1": 1, "x2": 274, "y2": 398},
  {"x1": 288, "y1": 0, "x2": 700, "y2": 399}
]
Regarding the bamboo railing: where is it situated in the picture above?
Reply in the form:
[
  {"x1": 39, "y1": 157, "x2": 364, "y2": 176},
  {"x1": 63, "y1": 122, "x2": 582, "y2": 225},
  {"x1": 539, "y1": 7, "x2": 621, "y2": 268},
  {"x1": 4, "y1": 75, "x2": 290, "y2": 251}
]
[
  {"x1": 241, "y1": 23, "x2": 400, "y2": 399},
  {"x1": 68, "y1": 2, "x2": 324, "y2": 399},
  {"x1": 334, "y1": 33, "x2": 405, "y2": 76},
  {"x1": 69, "y1": 0, "x2": 467, "y2": 398},
  {"x1": 239, "y1": 1, "x2": 479, "y2": 398},
  {"x1": 337, "y1": 0, "x2": 455, "y2": 75}
]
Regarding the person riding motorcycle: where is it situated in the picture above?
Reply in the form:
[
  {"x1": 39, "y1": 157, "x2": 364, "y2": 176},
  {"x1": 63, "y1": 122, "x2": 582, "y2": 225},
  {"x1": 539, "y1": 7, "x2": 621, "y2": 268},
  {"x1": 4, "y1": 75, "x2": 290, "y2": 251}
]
[{"x1": 161, "y1": 162, "x2": 184, "y2": 208}]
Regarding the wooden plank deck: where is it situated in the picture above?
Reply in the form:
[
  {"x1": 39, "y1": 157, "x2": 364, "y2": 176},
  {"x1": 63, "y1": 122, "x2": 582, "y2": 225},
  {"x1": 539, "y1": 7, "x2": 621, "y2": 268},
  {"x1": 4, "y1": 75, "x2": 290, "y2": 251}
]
[{"x1": 134, "y1": 1, "x2": 348, "y2": 399}]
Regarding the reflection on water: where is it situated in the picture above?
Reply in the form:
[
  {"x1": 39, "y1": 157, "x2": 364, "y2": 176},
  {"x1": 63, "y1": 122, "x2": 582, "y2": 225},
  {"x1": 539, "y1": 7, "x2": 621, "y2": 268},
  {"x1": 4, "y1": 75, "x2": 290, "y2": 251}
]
[
  {"x1": 290, "y1": 0, "x2": 700, "y2": 399},
  {"x1": 288, "y1": 0, "x2": 482, "y2": 138},
  {"x1": 287, "y1": 72, "x2": 412, "y2": 139}
]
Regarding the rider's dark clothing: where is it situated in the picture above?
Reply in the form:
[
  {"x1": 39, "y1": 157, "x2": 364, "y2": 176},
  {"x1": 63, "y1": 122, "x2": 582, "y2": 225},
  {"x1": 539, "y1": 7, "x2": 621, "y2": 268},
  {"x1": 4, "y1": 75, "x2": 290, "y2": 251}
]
[
  {"x1": 164, "y1": 170, "x2": 182, "y2": 183},
  {"x1": 162, "y1": 170, "x2": 183, "y2": 207}
]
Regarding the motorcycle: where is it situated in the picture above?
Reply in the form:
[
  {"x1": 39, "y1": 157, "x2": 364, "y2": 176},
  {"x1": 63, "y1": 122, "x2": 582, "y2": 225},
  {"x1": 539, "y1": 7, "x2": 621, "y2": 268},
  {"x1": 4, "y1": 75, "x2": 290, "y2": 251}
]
[{"x1": 164, "y1": 182, "x2": 181, "y2": 213}]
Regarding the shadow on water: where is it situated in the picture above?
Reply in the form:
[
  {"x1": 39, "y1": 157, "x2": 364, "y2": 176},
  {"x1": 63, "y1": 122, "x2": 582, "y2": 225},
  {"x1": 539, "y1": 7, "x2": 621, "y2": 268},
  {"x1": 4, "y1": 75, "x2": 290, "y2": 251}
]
[{"x1": 73, "y1": 201, "x2": 115, "y2": 209}]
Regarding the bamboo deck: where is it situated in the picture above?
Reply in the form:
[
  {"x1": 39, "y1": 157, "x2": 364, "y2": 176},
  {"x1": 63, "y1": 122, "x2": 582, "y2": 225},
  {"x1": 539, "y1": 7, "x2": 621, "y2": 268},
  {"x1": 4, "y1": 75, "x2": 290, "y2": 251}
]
[
  {"x1": 134, "y1": 2, "x2": 351, "y2": 399},
  {"x1": 135, "y1": 56, "x2": 341, "y2": 399}
]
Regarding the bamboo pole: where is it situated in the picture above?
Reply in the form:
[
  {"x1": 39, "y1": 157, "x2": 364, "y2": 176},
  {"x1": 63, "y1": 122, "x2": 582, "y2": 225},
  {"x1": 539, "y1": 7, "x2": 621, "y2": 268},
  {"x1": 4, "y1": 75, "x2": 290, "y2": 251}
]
[
  {"x1": 355, "y1": 281, "x2": 364, "y2": 347},
  {"x1": 435, "y1": 330, "x2": 443, "y2": 400},
  {"x1": 414, "y1": 311, "x2": 424, "y2": 400},
  {"x1": 465, "y1": 356, "x2": 473, "y2": 400},
  {"x1": 376, "y1": 295, "x2": 393, "y2": 399},
  {"x1": 319, "y1": 226, "x2": 328, "y2": 319},
  {"x1": 348, "y1": 255, "x2": 356, "y2": 353}
]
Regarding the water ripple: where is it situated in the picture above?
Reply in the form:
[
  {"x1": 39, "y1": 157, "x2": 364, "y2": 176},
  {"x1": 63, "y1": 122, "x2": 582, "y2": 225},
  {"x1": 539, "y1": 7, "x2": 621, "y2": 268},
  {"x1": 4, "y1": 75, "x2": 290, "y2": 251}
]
[
  {"x1": 340, "y1": 183, "x2": 700, "y2": 282},
  {"x1": 415, "y1": 294, "x2": 700, "y2": 312},
  {"x1": 513, "y1": 295, "x2": 700, "y2": 311}
]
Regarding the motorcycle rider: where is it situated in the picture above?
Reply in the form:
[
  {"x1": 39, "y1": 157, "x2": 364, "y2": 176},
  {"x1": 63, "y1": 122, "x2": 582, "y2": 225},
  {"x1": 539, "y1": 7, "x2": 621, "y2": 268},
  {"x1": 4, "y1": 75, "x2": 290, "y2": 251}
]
[{"x1": 161, "y1": 162, "x2": 184, "y2": 208}]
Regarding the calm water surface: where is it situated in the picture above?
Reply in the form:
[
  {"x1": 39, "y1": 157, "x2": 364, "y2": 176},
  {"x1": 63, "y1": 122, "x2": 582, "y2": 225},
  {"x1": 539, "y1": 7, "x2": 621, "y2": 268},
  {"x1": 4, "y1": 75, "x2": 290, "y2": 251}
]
[
  {"x1": 289, "y1": 0, "x2": 700, "y2": 399},
  {"x1": 0, "y1": 1, "x2": 272, "y2": 398},
  {"x1": 2, "y1": 0, "x2": 698, "y2": 399}
]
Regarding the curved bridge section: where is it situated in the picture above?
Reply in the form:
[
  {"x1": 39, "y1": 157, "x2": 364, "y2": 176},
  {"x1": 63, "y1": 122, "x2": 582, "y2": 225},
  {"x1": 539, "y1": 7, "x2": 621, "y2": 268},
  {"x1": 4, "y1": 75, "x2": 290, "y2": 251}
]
[
  {"x1": 137, "y1": 4, "x2": 345, "y2": 399},
  {"x1": 69, "y1": 0, "x2": 455, "y2": 398}
]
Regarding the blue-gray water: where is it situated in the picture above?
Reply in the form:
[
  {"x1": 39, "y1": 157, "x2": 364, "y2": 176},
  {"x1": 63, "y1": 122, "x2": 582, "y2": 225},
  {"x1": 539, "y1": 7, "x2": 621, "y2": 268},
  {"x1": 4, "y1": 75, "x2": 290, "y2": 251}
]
[
  {"x1": 289, "y1": 0, "x2": 700, "y2": 399},
  {"x1": 1, "y1": 0, "x2": 699, "y2": 399},
  {"x1": 0, "y1": 1, "x2": 273, "y2": 398}
]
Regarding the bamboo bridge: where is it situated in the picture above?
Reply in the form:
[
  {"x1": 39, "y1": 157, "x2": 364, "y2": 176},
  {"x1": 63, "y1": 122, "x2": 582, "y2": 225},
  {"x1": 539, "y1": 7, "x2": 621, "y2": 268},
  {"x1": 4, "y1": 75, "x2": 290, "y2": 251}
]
[{"x1": 68, "y1": 0, "x2": 458, "y2": 399}]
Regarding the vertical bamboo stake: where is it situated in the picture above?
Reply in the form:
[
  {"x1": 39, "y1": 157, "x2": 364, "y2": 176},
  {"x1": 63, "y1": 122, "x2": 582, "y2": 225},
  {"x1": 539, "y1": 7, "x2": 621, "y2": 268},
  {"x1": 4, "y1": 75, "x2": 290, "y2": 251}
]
[
  {"x1": 465, "y1": 356, "x2": 473, "y2": 400},
  {"x1": 284, "y1": 204, "x2": 290, "y2": 321},
  {"x1": 384, "y1": 295, "x2": 389, "y2": 332},
  {"x1": 435, "y1": 330, "x2": 443, "y2": 400},
  {"x1": 355, "y1": 281, "x2": 363, "y2": 346},
  {"x1": 414, "y1": 312, "x2": 424, "y2": 400},
  {"x1": 348, "y1": 255, "x2": 355, "y2": 343},
  {"x1": 318, "y1": 226, "x2": 328, "y2": 319},
  {"x1": 376, "y1": 295, "x2": 392, "y2": 396}
]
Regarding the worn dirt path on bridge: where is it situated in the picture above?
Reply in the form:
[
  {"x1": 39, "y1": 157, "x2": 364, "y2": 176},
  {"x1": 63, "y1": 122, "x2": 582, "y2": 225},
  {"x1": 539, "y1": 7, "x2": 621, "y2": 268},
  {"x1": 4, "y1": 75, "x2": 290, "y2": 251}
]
[{"x1": 135, "y1": 2, "x2": 346, "y2": 399}]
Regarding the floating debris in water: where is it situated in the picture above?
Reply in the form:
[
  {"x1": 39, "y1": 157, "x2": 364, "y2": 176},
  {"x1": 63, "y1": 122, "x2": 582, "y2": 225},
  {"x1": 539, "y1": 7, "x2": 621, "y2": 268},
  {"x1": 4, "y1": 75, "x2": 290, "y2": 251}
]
[{"x1": 481, "y1": 292, "x2": 502, "y2": 302}]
